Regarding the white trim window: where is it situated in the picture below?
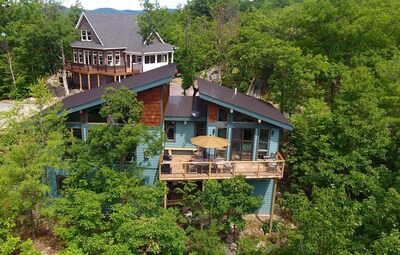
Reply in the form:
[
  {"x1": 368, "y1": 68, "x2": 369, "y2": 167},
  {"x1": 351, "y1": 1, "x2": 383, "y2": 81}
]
[
  {"x1": 98, "y1": 51, "x2": 103, "y2": 66},
  {"x1": 78, "y1": 50, "x2": 83, "y2": 64},
  {"x1": 93, "y1": 51, "x2": 97, "y2": 65},
  {"x1": 145, "y1": 55, "x2": 155, "y2": 64},
  {"x1": 73, "y1": 49, "x2": 77, "y2": 63},
  {"x1": 115, "y1": 51, "x2": 120, "y2": 66},
  {"x1": 81, "y1": 30, "x2": 92, "y2": 41},
  {"x1": 107, "y1": 51, "x2": 113, "y2": 66},
  {"x1": 157, "y1": 54, "x2": 167, "y2": 63}
]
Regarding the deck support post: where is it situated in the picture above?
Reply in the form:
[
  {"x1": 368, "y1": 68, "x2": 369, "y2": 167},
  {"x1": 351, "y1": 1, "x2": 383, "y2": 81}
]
[
  {"x1": 163, "y1": 192, "x2": 167, "y2": 209},
  {"x1": 79, "y1": 73, "x2": 82, "y2": 91},
  {"x1": 114, "y1": 75, "x2": 116, "y2": 82},
  {"x1": 97, "y1": 74, "x2": 100, "y2": 87},
  {"x1": 269, "y1": 179, "x2": 278, "y2": 235},
  {"x1": 87, "y1": 74, "x2": 91, "y2": 90}
]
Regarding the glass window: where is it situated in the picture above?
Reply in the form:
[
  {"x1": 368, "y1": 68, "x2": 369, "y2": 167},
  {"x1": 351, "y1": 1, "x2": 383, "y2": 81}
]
[
  {"x1": 98, "y1": 51, "x2": 103, "y2": 65},
  {"x1": 157, "y1": 54, "x2": 167, "y2": 63},
  {"x1": 107, "y1": 51, "x2": 113, "y2": 66},
  {"x1": 71, "y1": 128, "x2": 82, "y2": 140},
  {"x1": 218, "y1": 108, "x2": 228, "y2": 122},
  {"x1": 78, "y1": 50, "x2": 83, "y2": 64},
  {"x1": 165, "y1": 121, "x2": 175, "y2": 141},
  {"x1": 145, "y1": 55, "x2": 155, "y2": 64},
  {"x1": 81, "y1": 30, "x2": 86, "y2": 41},
  {"x1": 81, "y1": 30, "x2": 92, "y2": 41},
  {"x1": 67, "y1": 112, "x2": 81, "y2": 122},
  {"x1": 87, "y1": 107, "x2": 107, "y2": 123},
  {"x1": 233, "y1": 112, "x2": 256, "y2": 122},
  {"x1": 86, "y1": 31, "x2": 91, "y2": 41},
  {"x1": 115, "y1": 51, "x2": 120, "y2": 65},
  {"x1": 56, "y1": 175, "x2": 66, "y2": 191},
  {"x1": 257, "y1": 129, "x2": 269, "y2": 159},
  {"x1": 195, "y1": 122, "x2": 206, "y2": 137},
  {"x1": 93, "y1": 51, "x2": 97, "y2": 65},
  {"x1": 73, "y1": 49, "x2": 77, "y2": 63}
]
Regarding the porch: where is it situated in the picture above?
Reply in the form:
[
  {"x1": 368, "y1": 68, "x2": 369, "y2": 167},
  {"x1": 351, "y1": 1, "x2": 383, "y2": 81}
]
[
  {"x1": 159, "y1": 150, "x2": 285, "y2": 181},
  {"x1": 66, "y1": 62, "x2": 141, "y2": 76}
]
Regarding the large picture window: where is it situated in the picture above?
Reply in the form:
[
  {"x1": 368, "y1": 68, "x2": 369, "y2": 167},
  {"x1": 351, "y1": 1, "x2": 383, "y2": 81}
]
[{"x1": 165, "y1": 121, "x2": 175, "y2": 141}]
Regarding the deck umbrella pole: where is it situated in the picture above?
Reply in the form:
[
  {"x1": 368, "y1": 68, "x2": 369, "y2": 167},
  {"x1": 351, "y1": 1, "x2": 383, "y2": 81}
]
[{"x1": 269, "y1": 179, "x2": 278, "y2": 235}]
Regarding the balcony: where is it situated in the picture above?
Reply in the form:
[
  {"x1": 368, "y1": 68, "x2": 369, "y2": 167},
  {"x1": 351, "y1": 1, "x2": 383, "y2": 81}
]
[
  {"x1": 65, "y1": 62, "x2": 141, "y2": 76},
  {"x1": 159, "y1": 150, "x2": 286, "y2": 181}
]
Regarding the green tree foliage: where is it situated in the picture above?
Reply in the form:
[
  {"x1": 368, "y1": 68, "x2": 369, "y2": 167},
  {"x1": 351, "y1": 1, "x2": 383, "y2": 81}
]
[
  {"x1": 0, "y1": 0, "x2": 81, "y2": 98},
  {"x1": 47, "y1": 87, "x2": 185, "y2": 254},
  {"x1": 0, "y1": 79, "x2": 67, "y2": 252}
]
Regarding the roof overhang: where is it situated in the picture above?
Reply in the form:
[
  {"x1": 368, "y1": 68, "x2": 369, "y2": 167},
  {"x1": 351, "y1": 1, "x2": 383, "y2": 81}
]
[{"x1": 199, "y1": 94, "x2": 293, "y2": 130}]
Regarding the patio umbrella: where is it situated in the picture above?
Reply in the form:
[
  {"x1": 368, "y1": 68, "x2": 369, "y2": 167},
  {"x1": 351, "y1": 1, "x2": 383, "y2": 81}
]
[{"x1": 191, "y1": 135, "x2": 229, "y2": 148}]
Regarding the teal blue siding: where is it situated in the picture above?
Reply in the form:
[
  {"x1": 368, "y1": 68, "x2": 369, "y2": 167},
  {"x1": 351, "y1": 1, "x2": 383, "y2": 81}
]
[
  {"x1": 269, "y1": 128, "x2": 280, "y2": 154},
  {"x1": 248, "y1": 179, "x2": 275, "y2": 215},
  {"x1": 46, "y1": 167, "x2": 69, "y2": 196},
  {"x1": 164, "y1": 121, "x2": 197, "y2": 148},
  {"x1": 136, "y1": 144, "x2": 160, "y2": 185}
]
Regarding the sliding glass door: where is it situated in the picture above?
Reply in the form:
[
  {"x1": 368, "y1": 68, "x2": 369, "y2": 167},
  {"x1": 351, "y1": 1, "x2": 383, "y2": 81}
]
[{"x1": 231, "y1": 128, "x2": 253, "y2": 161}]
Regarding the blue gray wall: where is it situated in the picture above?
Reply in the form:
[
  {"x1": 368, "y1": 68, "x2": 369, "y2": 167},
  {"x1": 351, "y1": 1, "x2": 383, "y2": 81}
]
[
  {"x1": 247, "y1": 179, "x2": 275, "y2": 215},
  {"x1": 164, "y1": 121, "x2": 197, "y2": 149}
]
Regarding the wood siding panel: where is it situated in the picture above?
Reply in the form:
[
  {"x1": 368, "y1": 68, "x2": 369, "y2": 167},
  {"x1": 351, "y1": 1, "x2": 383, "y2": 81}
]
[
  {"x1": 136, "y1": 144, "x2": 159, "y2": 185},
  {"x1": 137, "y1": 87, "x2": 162, "y2": 126},
  {"x1": 208, "y1": 103, "x2": 218, "y2": 123},
  {"x1": 269, "y1": 128, "x2": 280, "y2": 154},
  {"x1": 248, "y1": 179, "x2": 275, "y2": 215},
  {"x1": 164, "y1": 121, "x2": 197, "y2": 148}
]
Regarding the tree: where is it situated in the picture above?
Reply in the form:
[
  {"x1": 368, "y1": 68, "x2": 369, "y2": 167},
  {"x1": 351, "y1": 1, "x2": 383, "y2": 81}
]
[
  {"x1": 0, "y1": 79, "x2": 67, "y2": 248},
  {"x1": 47, "y1": 86, "x2": 185, "y2": 254}
]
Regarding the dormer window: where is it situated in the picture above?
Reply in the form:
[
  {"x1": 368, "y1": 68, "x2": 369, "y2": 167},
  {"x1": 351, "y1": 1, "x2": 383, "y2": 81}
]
[{"x1": 81, "y1": 30, "x2": 92, "y2": 41}]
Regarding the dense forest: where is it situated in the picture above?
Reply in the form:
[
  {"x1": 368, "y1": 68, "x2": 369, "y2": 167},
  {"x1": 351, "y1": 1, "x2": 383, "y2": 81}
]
[{"x1": 1, "y1": 0, "x2": 400, "y2": 254}]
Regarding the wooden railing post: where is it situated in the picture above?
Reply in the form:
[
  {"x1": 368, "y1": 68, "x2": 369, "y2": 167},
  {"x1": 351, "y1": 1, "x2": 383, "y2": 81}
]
[
  {"x1": 183, "y1": 163, "x2": 187, "y2": 179},
  {"x1": 257, "y1": 162, "x2": 260, "y2": 178}
]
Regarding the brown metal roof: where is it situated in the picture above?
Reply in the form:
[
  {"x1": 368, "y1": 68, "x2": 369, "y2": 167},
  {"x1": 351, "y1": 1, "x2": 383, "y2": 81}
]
[
  {"x1": 197, "y1": 79, "x2": 293, "y2": 130},
  {"x1": 164, "y1": 96, "x2": 207, "y2": 118},
  {"x1": 62, "y1": 63, "x2": 176, "y2": 111}
]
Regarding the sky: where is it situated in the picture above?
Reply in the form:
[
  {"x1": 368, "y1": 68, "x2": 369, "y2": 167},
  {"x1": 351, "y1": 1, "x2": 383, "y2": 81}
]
[{"x1": 63, "y1": 0, "x2": 187, "y2": 10}]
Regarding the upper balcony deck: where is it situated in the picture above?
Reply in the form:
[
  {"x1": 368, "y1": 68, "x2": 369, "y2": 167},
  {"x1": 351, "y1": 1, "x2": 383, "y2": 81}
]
[
  {"x1": 159, "y1": 150, "x2": 285, "y2": 181},
  {"x1": 66, "y1": 62, "x2": 141, "y2": 76}
]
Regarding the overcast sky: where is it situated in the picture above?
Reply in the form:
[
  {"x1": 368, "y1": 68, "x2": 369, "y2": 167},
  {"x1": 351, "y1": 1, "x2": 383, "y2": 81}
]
[{"x1": 63, "y1": 0, "x2": 187, "y2": 10}]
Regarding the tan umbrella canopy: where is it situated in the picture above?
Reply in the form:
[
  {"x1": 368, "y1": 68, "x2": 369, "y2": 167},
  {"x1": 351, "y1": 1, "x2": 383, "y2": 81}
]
[{"x1": 191, "y1": 135, "x2": 230, "y2": 148}]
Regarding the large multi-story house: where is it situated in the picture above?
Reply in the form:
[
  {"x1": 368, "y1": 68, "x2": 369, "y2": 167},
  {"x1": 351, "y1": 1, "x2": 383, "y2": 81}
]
[
  {"x1": 54, "y1": 64, "x2": 293, "y2": 215},
  {"x1": 66, "y1": 12, "x2": 174, "y2": 90}
]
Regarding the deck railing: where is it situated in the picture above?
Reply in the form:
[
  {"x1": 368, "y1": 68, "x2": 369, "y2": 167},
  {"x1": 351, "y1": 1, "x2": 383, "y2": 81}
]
[{"x1": 159, "y1": 151, "x2": 285, "y2": 181}]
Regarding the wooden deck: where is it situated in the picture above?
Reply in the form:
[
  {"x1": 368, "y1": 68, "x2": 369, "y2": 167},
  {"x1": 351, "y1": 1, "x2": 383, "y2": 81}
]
[
  {"x1": 66, "y1": 62, "x2": 141, "y2": 76},
  {"x1": 159, "y1": 151, "x2": 285, "y2": 181}
]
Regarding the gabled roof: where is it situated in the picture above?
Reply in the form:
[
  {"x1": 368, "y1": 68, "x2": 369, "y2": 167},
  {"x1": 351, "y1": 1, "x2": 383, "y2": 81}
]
[
  {"x1": 72, "y1": 12, "x2": 174, "y2": 53},
  {"x1": 62, "y1": 63, "x2": 176, "y2": 113},
  {"x1": 197, "y1": 79, "x2": 293, "y2": 130}
]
